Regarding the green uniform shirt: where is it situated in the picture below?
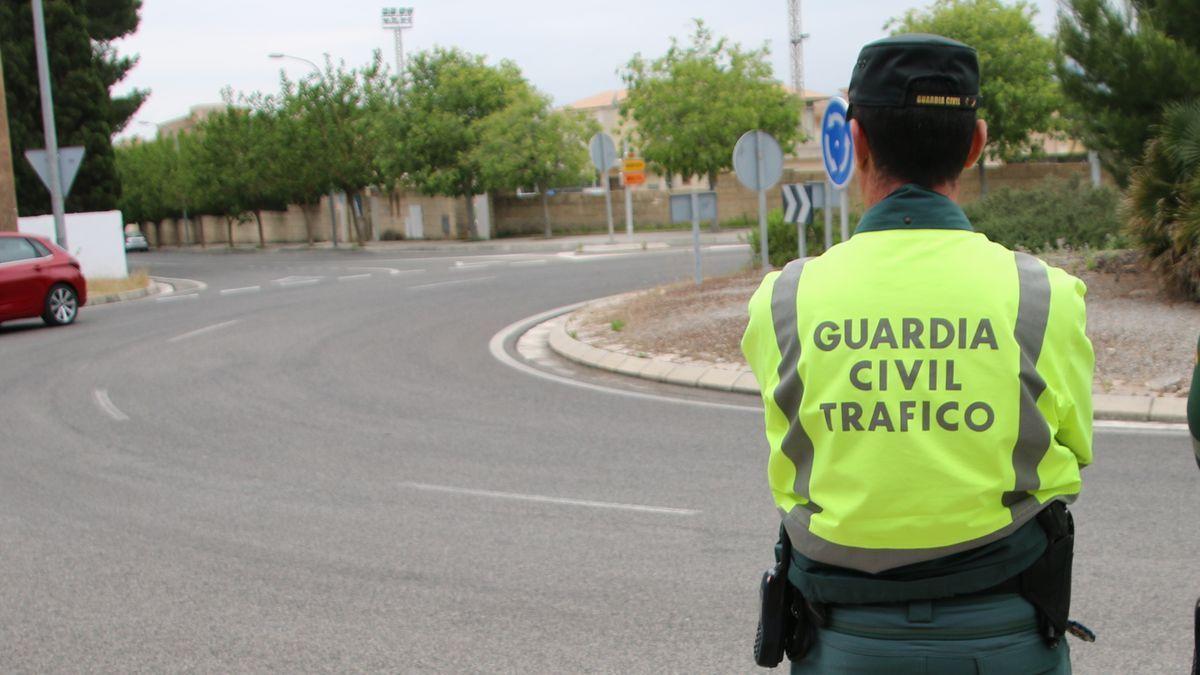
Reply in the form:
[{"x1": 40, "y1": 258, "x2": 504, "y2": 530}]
[{"x1": 752, "y1": 184, "x2": 1091, "y2": 604}]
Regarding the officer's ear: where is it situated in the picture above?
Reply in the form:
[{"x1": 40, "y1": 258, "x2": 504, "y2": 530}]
[
  {"x1": 850, "y1": 119, "x2": 872, "y2": 175},
  {"x1": 964, "y1": 119, "x2": 988, "y2": 170}
]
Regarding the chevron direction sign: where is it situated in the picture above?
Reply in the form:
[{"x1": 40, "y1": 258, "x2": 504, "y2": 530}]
[{"x1": 782, "y1": 183, "x2": 813, "y2": 225}]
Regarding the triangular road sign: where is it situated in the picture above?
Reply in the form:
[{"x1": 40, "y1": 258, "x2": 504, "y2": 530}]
[{"x1": 25, "y1": 146, "x2": 86, "y2": 196}]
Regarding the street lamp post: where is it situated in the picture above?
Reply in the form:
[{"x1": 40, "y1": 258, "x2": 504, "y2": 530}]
[{"x1": 269, "y1": 53, "x2": 338, "y2": 248}]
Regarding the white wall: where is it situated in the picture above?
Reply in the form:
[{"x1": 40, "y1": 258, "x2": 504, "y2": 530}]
[{"x1": 18, "y1": 211, "x2": 129, "y2": 279}]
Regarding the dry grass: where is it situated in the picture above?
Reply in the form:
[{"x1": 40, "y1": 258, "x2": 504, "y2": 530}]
[{"x1": 87, "y1": 269, "x2": 150, "y2": 296}]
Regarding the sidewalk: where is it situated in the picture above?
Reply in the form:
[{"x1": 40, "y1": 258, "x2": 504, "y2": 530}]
[
  {"x1": 544, "y1": 307, "x2": 1189, "y2": 425},
  {"x1": 158, "y1": 229, "x2": 751, "y2": 256}
]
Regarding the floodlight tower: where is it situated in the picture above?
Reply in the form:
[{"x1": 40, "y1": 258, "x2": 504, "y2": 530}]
[{"x1": 381, "y1": 7, "x2": 414, "y2": 79}]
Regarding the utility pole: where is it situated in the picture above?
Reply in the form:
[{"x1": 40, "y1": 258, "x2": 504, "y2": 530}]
[
  {"x1": 0, "y1": 50, "x2": 18, "y2": 232},
  {"x1": 31, "y1": 0, "x2": 67, "y2": 249},
  {"x1": 788, "y1": 0, "x2": 811, "y2": 134}
]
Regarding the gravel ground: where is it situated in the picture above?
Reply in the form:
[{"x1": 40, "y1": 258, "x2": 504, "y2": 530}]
[{"x1": 571, "y1": 249, "x2": 1200, "y2": 397}]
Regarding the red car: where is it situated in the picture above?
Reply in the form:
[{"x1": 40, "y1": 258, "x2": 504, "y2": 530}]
[{"x1": 0, "y1": 232, "x2": 87, "y2": 327}]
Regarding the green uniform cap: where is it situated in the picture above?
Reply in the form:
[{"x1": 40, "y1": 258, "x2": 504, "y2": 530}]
[{"x1": 849, "y1": 34, "x2": 980, "y2": 110}]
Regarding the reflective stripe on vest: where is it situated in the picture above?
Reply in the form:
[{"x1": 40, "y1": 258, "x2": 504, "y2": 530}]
[
  {"x1": 770, "y1": 258, "x2": 821, "y2": 515},
  {"x1": 1002, "y1": 252, "x2": 1053, "y2": 523}
]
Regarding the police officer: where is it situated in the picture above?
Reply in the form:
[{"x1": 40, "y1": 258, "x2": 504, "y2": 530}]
[{"x1": 742, "y1": 35, "x2": 1093, "y2": 673}]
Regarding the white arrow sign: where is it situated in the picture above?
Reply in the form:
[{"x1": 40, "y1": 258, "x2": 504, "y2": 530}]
[
  {"x1": 25, "y1": 146, "x2": 86, "y2": 196},
  {"x1": 782, "y1": 183, "x2": 812, "y2": 225}
]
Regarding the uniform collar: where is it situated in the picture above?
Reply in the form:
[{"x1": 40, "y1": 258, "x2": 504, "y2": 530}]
[{"x1": 855, "y1": 183, "x2": 973, "y2": 234}]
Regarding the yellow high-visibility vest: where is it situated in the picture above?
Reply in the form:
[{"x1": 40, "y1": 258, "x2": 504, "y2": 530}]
[{"x1": 741, "y1": 226, "x2": 1093, "y2": 574}]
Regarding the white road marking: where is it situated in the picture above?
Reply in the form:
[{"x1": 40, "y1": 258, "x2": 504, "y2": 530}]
[
  {"x1": 401, "y1": 482, "x2": 699, "y2": 516},
  {"x1": 274, "y1": 276, "x2": 322, "y2": 287},
  {"x1": 337, "y1": 274, "x2": 372, "y2": 282},
  {"x1": 511, "y1": 259, "x2": 548, "y2": 267},
  {"x1": 706, "y1": 244, "x2": 753, "y2": 252},
  {"x1": 350, "y1": 266, "x2": 424, "y2": 277},
  {"x1": 409, "y1": 276, "x2": 496, "y2": 291},
  {"x1": 219, "y1": 286, "x2": 261, "y2": 296},
  {"x1": 452, "y1": 261, "x2": 494, "y2": 270},
  {"x1": 490, "y1": 304, "x2": 761, "y2": 414},
  {"x1": 93, "y1": 389, "x2": 130, "y2": 422},
  {"x1": 156, "y1": 294, "x2": 199, "y2": 303},
  {"x1": 167, "y1": 319, "x2": 241, "y2": 344}
]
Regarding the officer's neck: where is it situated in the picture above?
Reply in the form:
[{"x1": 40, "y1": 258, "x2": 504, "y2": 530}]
[{"x1": 863, "y1": 175, "x2": 960, "y2": 209}]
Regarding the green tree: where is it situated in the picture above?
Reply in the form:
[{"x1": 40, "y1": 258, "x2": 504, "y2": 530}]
[
  {"x1": 262, "y1": 73, "x2": 338, "y2": 245},
  {"x1": 0, "y1": 0, "x2": 146, "y2": 216},
  {"x1": 472, "y1": 90, "x2": 597, "y2": 237},
  {"x1": 115, "y1": 138, "x2": 166, "y2": 234},
  {"x1": 619, "y1": 20, "x2": 802, "y2": 189},
  {"x1": 379, "y1": 47, "x2": 530, "y2": 239},
  {"x1": 189, "y1": 104, "x2": 285, "y2": 248},
  {"x1": 1125, "y1": 99, "x2": 1200, "y2": 298},
  {"x1": 1058, "y1": 0, "x2": 1200, "y2": 185},
  {"x1": 889, "y1": 0, "x2": 1061, "y2": 194}
]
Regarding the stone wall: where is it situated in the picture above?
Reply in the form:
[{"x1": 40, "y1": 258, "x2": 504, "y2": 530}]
[{"x1": 141, "y1": 190, "x2": 469, "y2": 247}]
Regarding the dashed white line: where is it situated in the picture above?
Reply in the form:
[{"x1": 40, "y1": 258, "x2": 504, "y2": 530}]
[
  {"x1": 167, "y1": 319, "x2": 241, "y2": 344},
  {"x1": 219, "y1": 286, "x2": 261, "y2": 296},
  {"x1": 451, "y1": 261, "x2": 493, "y2": 271},
  {"x1": 409, "y1": 276, "x2": 496, "y2": 291},
  {"x1": 93, "y1": 389, "x2": 130, "y2": 422},
  {"x1": 337, "y1": 274, "x2": 372, "y2": 282},
  {"x1": 351, "y1": 266, "x2": 425, "y2": 277},
  {"x1": 511, "y1": 259, "x2": 548, "y2": 267},
  {"x1": 273, "y1": 276, "x2": 322, "y2": 288},
  {"x1": 401, "y1": 482, "x2": 699, "y2": 516},
  {"x1": 157, "y1": 294, "x2": 199, "y2": 303}
]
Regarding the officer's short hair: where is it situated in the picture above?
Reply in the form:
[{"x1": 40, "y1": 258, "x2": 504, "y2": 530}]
[{"x1": 850, "y1": 81, "x2": 977, "y2": 189}]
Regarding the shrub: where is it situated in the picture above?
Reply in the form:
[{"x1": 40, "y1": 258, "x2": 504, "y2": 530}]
[
  {"x1": 380, "y1": 229, "x2": 405, "y2": 241},
  {"x1": 1125, "y1": 99, "x2": 1200, "y2": 299},
  {"x1": 963, "y1": 176, "x2": 1124, "y2": 252},
  {"x1": 747, "y1": 207, "x2": 852, "y2": 268}
]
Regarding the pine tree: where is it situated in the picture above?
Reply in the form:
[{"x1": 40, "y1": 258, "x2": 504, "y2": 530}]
[{"x1": 0, "y1": 0, "x2": 146, "y2": 216}]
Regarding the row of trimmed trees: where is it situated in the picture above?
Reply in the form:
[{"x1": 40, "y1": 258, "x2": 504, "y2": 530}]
[
  {"x1": 116, "y1": 50, "x2": 599, "y2": 245},
  {"x1": 117, "y1": 21, "x2": 812, "y2": 246}
]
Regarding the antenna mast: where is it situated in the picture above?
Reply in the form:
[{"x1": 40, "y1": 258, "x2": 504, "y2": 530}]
[{"x1": 788, "y1": 0, "x2": 806, "y2": 96}]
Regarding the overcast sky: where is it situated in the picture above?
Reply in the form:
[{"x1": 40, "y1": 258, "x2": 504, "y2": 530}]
[{"x1": 113, "y1": 0, "x2": 1062, "y2": 140}]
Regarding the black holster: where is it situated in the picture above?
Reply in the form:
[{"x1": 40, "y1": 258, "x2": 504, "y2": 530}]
[
  {"x1": 754, "y1": 527, "x2": 818, "y2": 668},
  {"x1": 1018, "y1": 501, "x2": 1075, "y2": 647}
]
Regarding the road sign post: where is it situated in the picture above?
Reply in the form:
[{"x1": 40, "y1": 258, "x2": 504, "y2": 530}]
[
  {"x1": 821, "y1": 97, "x2": 855, "y2": 251},
  {"x1": 31, "y1": 0, "x2": 68, "y2": 249},
  {"x1": 733, "y1": 130, "x2": 784, "y2": 270},
  {"x1": 669, "y1": 192, "x2": 717, "y2": 286},
  {"x1": 622, "y1": 152, "x2": 644, "y2": 240},
  {"x1": 840, "y1": 188, "x2": 850, "y2": 242},
  {"x1": 589, "y1": 133, "x2": 618, "y2": 244}
]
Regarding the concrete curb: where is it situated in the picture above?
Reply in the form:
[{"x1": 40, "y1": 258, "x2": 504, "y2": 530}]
[
  {"x1": 86, "y1": 279, "x2": 160, "y2": 306},
  {"x1": 547, "y1": 300, "x2": 1188, "y2": 424}
]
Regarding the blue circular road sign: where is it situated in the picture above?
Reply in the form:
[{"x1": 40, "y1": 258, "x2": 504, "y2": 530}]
[{"x1": 822, "y1": 97, "x2": 855, "y2": 188}]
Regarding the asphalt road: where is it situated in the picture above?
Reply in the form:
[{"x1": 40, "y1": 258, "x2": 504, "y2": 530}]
[{"x1": 0, "y1": 243, "x2": 1195, "y2": 673}]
